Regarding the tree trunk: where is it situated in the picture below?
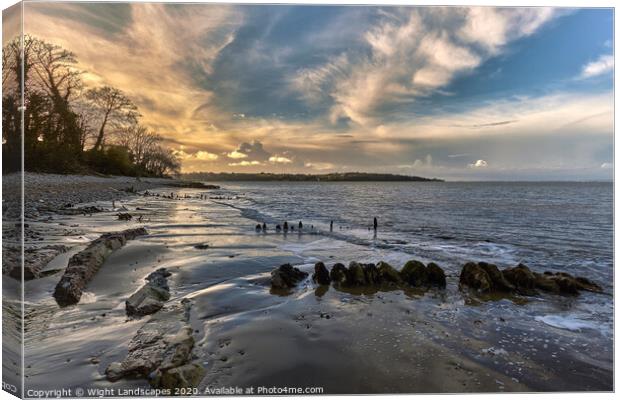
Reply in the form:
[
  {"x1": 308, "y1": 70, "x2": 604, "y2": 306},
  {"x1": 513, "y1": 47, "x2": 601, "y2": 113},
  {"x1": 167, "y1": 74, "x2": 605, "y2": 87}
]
[{"x1": 93, "y1": 112, "x2": 109, "y2": 151}]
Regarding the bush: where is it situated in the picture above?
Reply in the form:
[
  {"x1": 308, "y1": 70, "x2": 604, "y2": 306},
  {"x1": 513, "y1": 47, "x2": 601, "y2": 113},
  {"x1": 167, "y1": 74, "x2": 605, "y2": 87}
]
[{"x1": 84, "y1": 146, "x2": 137, "y2": 176}]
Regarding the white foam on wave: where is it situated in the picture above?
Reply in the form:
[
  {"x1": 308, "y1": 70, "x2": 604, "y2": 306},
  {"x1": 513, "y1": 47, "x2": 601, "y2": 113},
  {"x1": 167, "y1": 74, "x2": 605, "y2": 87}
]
[
  {"x1": 535, "y1": 314, "x2": 597, "y2": 332},
  {"x1": 280, "y1": 237, "x2": 346, "y2": 254}
]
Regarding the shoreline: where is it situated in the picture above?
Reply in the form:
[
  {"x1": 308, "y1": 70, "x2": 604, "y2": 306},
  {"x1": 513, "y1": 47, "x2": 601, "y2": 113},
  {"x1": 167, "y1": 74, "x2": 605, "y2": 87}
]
[{"x1": 1, "y1": 175, "x2": 613, "y2": 394}]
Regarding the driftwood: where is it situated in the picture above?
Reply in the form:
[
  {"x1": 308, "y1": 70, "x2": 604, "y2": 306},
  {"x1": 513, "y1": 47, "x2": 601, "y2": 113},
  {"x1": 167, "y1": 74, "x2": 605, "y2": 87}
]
[{"x1": 53, "y1": 228, "x2": 147, "y2": 306}]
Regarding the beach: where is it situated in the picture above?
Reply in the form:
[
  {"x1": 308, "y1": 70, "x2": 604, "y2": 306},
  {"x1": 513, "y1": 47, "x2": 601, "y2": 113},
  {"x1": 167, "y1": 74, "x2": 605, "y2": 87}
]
[{"x1": 2, "y1": 175, "x2": 614, "y2": 394}]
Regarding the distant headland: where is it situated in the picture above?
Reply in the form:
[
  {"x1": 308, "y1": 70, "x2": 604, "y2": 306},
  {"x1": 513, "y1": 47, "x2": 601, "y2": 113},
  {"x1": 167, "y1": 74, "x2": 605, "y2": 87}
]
[{"x1": 181, "y1": 172, "x2": 444, "y2": 182}]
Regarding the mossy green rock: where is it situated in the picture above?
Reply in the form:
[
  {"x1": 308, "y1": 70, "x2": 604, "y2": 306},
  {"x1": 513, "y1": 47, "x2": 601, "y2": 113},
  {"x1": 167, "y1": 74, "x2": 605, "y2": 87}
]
[
  {"x1": 400, "y1": 260, "x2": 429, "y2": 287},
  {"x1": 478, "y1": 262, "x2": 514, "y2": 292},
  {"x1": 376, "y1": 261, "x2": 402, "y2": 284},
  {"x1": 312, "y1": 262, "x2": 331, "y2": 285},
  {"x1": 347, "y1": 262, "x2": 367, "y2": 286},
  {"x1": 362, "y1": 263, "x2": 380, "y2": 285},
  {"x1": 426, "y1": 262, "x2": 446, "y2": 288},
  {"x1": 459, "y1": 262, "x2": 492, "y2": 292},
  {"x1": 329, "y1": 263, "x2": 348, "y2": 285},
  {"x1": 502, "y1": 263, "x2": 537, "y2": 295}
]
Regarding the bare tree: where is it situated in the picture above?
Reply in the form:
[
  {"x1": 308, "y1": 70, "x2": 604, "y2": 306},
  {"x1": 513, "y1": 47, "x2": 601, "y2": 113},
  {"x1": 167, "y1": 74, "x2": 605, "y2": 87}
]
[
  {"x1": 115, "y1": 124, "x2": 162, "y2": 169},
  {"x1": 86, "y1": 86, "x2": 138, "y2": 151}
]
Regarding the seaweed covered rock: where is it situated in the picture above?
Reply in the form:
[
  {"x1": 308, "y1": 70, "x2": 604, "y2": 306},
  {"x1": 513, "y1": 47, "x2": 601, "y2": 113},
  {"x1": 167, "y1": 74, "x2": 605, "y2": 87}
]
[
  {"x1": 400, "y1": 260, "x2": 429, "y2": 287},
  {"x1": 270, "y1": 264, "x2": 308, "y2": 290},
  {"x1": 502, "y1": 263, "x2": 537, "y2": 295},
  {"x1": 362, "y1": 263, "x2": 380, "y2": 285},
  {"x1": 426, "y1": 262, "x2": 447, "y2": 288},
  {"x1": 573, "y1": 275, "x2": 603, "y2": 293},
  {"x1": 478, "y1": 262, "x2": 514, "y2": 292},
  {"x1": 537, "y1": 271, "x2": 603, "y2": 295},
  {"x1": 459, "y1": 262, "x2": 492, "y2": 293},
  {"x1": 376, "y1": 261, "x2": 402, "y2": 284},
  {"x1": 329, "y1": 263, "x2": 348, "y2": 285},
  {"x1": 312, "y1": 262, "x2": 331, "y2": 285},
  {"x1": 347, "y1": 262, "x2": 367, "y2": 286}
]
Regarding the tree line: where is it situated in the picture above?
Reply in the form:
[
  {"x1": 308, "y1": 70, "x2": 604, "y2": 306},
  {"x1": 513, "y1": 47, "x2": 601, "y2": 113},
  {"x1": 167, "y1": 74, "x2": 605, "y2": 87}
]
[
  {"x1": 2, "y1": 35, "x2": 180, "y2": 177},
  {"x1": 183, "y1": 172, "x2": 444, "y2": 182}
]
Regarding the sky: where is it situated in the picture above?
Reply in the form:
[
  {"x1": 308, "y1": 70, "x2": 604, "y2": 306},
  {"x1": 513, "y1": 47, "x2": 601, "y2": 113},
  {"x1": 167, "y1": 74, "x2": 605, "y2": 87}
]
[{"x1": 11, "y1": 3, "x2": 615, "y2": 180}]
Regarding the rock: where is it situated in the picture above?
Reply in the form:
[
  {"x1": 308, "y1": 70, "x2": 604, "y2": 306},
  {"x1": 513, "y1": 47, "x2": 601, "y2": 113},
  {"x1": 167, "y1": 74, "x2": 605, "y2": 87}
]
[
  {"x1": 56, "y1": 206, "x2": 104, "y2": 215},
  {"x1": 270, "y1": 264, "x2": 308, "y2": 290},
  {"x1": 478, "y1": 262, "x2": 514, "y2": 292},
  {"x1": 312, "y1": 262, "x2": 331, "y2": 285},
  {"x1": 538, "y1": 271, "x2": 602, "y2": 295},
  {"x1": 126, "y1": 268, "x2": 172, "y2": 317},
  {"x1": 53, "y1": 228, "x2": 148, "y2": 306},
  {"x1": 376, "y1": 261, "x2": 402, "y2": 285},
  {"x1": 426, "y1": 262, "x2": 447, "y2": 288},
  {"x1": 533, "y1": 272, "x2": 561, "y2": 293},
  {"x1": 547, "y1": 275, "x2": 579, "y2": 295},
  {"x1": 362, "y1": 263, "x2": 380, "y2": 285},
  {"x1": 502, "y1": 264, "x2": 537, "y2": 295},
  {"x1": 347, "y1": 262, "x2": 367, "y2": 286},
  {"x1": 573, "y1": 276, "x2": 603, "y2": 293},
  {"x1": 329, "y1": 263, "x2": 348, "y2": 285},
  {"x1": 105, "y1": 301, "x2": 203, "y2": 389},
  {"x1": 157, "y1": 363, "x2": 205, "y2": 389},
  {"x1": 459, "y1": 262, "x2": 492, "y2": 293},
  {"x1": 400, "y1": 260, "x2": 429, "y2": 287},
  {"x1": 7, "y1": 244, "x2": 68, "y2": 280}
]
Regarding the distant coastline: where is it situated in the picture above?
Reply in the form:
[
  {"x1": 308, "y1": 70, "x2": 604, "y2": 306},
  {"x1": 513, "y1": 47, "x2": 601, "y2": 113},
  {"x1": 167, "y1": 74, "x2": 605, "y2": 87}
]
[{"x1": 181, "y1": 172, "x2": 444, "y2": 182}]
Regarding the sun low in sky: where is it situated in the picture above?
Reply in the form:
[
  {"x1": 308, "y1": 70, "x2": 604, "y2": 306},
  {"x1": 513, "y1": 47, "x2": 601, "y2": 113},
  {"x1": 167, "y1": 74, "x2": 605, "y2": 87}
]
[{"x1": 8, "y1": 3, "x2": 614, "y2": 180}]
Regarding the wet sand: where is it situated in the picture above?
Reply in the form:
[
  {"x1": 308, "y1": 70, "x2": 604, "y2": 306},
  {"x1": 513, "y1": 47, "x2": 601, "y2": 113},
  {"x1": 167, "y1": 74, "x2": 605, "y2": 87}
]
[{"x1": 10, "y1": 186, "x2": 613, "y2": 395}]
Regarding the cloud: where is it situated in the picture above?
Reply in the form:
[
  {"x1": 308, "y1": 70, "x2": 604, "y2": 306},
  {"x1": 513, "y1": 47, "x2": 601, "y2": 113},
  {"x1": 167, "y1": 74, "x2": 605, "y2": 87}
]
[
  {"x1": 580, "y1": 54, "x2": 613, "y2": 79},
  {"x1": 25, "y1": 2, "x2": 242, "y2": 152},
  {"x1": 291, "y1": 7, "x2": 558, "y2": 127},
  {"x1": 227, "y1": 140, "x2": 272, "y2": 161},
  {"x1": 227, "y1": 150, "x2": 248, "y2": 159},
  {"x1": 469, "y1": 159, "x2": 488, "y2": 168},
  {"x1": 454, "y1": 120, "x2": 518, "y2": 129},
  {"x1": 195, "y1": 151, "x2": 219, "y2": 161},
  {"x1": 228, "y1": 160, "x2": 262, "y2": 167},
  {"x1": 269, "y1": 155, "x2": 292, "y2": 164}
]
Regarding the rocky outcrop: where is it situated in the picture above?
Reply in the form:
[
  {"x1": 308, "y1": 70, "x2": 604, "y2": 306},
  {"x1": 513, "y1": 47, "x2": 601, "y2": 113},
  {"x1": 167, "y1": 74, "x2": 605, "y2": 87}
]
[
  {"x1": 376, "y1": 261, "x2": 402, "y2": 285},
  {"x1": 6, "y1": 244, "x2": 68, "y2": 280},
  {"x1": 329, "y1": 263, "x2": 348, "y2": 285},
  {"x1": 273, "y1": 259, "x2": 447, "y2": 292},
  {"x1": 459, "y1": 262, "x2": 492, "y2": 292},
  {"x1": 427, "y1": 262, "x2": 447, "y2": 288},
  {"x1": 53, "y1": 227, "x2": 148, "y2": 306},
  {"x1": 501, "y1": 264, "x2": 537, "y2": 295},
  {"x1": 126, "y1": 268, "x2": 172, "y2": 317},
  {"x1": 460, "y1": 262, "x2": 603, "y2": 297},
  {"x1": 459, "y1": 262, "x2": 517, "y2": 293},
  {"x1": 105, "y1": 300, "x2": 204, "y2": 389},
  {"x1": 400, "y1": 260, "x2": 446, "y2": 288},
  {"x1": 400, "y1": 260, "x2": 428, "y2": 286},
  {"x1": 270, "y1": 264, "x2": 308, "y2": 290},
  {"x1": 312, "y1": 262, "x2": 331, "y2": 285}
]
